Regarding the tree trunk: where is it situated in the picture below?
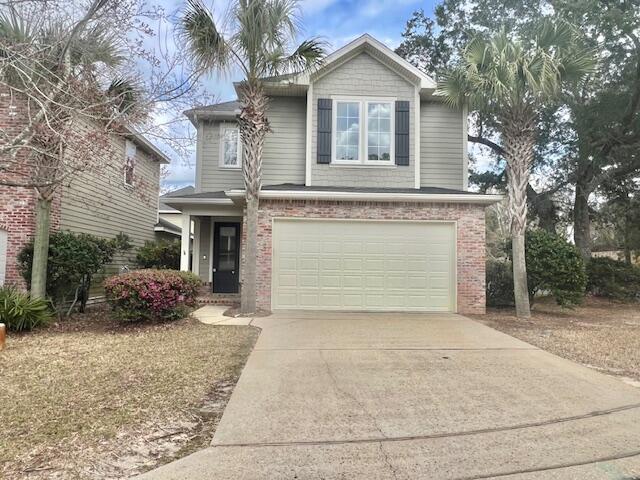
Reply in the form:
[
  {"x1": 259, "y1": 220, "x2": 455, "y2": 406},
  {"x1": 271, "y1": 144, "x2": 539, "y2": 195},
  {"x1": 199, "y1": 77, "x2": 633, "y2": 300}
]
[
  {"x1": 241, "y1": 194, "x2": 259, "y2": 313},
  {"x1": 573, "y1": 179, "x2": 592, "y2": 260},
  {"x1": 623, "y1": 215, "x2": 633, "y2": 265},
  {"x1": 503, "y1": 111, "x2": 535, "y2": 319},
  {"x1": 30, "y1": 197, "x2": 52, "y2": 299},
  {"x1": 237, "y1": 81, "x2": 270, "y2": 315},
  {"x1": 511, "y1": 231, "x2": 529, "y2": 317}
]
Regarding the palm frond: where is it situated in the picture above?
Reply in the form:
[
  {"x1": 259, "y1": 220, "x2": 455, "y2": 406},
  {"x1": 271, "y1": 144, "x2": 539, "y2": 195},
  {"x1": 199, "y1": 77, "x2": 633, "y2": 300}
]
[
  {"x1": 107, "y1": 77, "x2": 142, "y2": 114},
  {"x1": 180, "y1": 0, "x2": 231, "y2": 73},
  {"x1": 437, "y1": 18, "x2": 595, "y2": 113},
  {"x1": 265, "y1": 37, "x2": 325, "y2": 76}
]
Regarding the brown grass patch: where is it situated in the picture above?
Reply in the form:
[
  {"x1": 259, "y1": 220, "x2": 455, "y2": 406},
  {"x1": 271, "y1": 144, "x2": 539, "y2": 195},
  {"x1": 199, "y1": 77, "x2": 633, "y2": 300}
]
[
  {"x1": 0, "y1": 307, "x2": 259, "y2": 479},
  {"x1": 472, "y1": 297, "x2": 640, "y2": 383}
]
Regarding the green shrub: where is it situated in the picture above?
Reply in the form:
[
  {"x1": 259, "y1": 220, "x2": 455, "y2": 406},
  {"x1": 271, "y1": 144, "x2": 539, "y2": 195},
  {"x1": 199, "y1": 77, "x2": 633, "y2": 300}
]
[
  {"x1": 135, "y1": 240, "x2": 180, "y2": 270},
  {"x1": 490, "y1": 230, "x2": 587, "y2": 308},
  {"x1": 0, "y1": 286, "x2": 53, "y2": 332},
  {"x1": 18, "y1": 231, "x2": 131, "y2": 313},
  {"x1": 104, "y1": 269, "x2": 201, "y2": 322},
  {"x1": 486, "y1": 260, "x2": 514, "y2": 307},
  {"x1": 587, "y1": 257, "x2": 640, "y2": 300},
  {"x1": 524, "y1": 230, "x2": 587, "y2": 307}
]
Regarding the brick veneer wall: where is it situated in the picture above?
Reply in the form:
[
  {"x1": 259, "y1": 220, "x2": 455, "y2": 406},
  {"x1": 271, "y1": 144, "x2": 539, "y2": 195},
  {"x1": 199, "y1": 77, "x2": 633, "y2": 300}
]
[
  {"x1": 253, "y1": 199, "x2": 487, "y2": 314},
  {"x1": 0, "y1": 90, "x2": 62, "y2": 288}
]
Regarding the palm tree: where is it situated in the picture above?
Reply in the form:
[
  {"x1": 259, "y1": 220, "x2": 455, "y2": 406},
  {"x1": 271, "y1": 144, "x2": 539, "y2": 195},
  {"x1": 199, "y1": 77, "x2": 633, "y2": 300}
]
[
  {"x1": 438, "y1": 20, "x2": 594, "y2": 318},
  {"x1": 181, "y1": 0, "x2": 325, "y2": 314},
  {"x1": 0, "y1": 2, "x2": 142, "y2": 299}
]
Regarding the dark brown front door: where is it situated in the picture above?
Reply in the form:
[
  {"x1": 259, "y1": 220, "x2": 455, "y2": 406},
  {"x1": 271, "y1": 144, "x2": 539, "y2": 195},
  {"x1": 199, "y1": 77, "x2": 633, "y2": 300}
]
[{"x1": 213, "y1": 222, "x2": 240, "y2": 293}]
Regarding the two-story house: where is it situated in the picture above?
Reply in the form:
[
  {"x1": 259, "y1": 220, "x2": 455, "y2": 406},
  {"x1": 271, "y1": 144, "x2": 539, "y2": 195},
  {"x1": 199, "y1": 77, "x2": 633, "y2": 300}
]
[
  {"x1": 0, "y1": 118, "x2": 170, "y2": 289},
  {"x1": 165, "y1": 35, "x2": 501, "y2": 314}
]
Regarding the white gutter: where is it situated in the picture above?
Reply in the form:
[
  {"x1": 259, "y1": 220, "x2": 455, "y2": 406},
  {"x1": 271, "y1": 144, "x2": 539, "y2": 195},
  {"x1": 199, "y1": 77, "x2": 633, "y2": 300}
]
[
  {"x1": 162, "y1": 197, "x2": 235, "y2": 206},
  {"x1": 154, "y1": 226, "x2": 181, "y2": 235},
  {"x1": 225, "y1": 189, "x2": 503, "y2": 205}
]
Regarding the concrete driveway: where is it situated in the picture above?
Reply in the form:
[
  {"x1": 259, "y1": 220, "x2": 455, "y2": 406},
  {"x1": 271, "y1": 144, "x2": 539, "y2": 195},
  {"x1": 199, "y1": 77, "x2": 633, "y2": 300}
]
[{"x1": 138, "y1": 312, "x2": 640, "y2": 479}]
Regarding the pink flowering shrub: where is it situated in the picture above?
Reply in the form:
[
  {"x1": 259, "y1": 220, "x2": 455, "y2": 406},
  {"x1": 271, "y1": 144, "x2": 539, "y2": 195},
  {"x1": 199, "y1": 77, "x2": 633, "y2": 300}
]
[{"x1": 104, "y1": 269, "x2": 202, "y2": 321}]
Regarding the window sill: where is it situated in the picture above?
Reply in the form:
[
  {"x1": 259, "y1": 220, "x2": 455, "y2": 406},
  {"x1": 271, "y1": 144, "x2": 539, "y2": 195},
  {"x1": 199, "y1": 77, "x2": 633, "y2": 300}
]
[
  {"x1": 219, "y1": 165, "x2": 241, "y2": 170},
  {"x1": 328, "y1": 163, "x2": 397, "y2": 169}
]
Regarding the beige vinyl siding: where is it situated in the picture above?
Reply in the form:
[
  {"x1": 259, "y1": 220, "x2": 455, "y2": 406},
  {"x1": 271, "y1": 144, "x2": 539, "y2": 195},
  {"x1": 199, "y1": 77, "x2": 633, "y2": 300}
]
[
  {"x1": 198, "y1": 217, "x2": 211, "y2": 282},
  {"x1": 199, "y1": 96, "x2": 306, "y2": 192},
  {"x1": 310, "y1": 52, "x2": 416, "y2": 188},
  {"x1": 420, "y1": 101, "x2": 465, "y2": 190},
  {"x1": 60, "y1": 135, "x2": 161, "y2": 287}
]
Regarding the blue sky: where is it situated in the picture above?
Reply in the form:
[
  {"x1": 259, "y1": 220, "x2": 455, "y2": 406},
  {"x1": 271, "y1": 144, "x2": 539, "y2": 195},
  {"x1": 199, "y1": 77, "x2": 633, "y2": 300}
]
[{"x1": 161, "y1": 0, "x2": 439, "y2": 191}]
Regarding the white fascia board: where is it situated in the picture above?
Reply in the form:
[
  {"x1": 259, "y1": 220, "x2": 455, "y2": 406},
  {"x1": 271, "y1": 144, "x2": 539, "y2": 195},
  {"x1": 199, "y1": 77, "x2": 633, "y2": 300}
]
[
  {"x1": 163, "y1": 197, "x2": 235, "y2": 207},
  {"x1": 277, "y1": 34, "x2": 437, "y2": 91},
  {"x1": 225, "y1": 189, "x2": 503, "y2": 205},
  {"x1": 154, "y1": 226, "x2": 181, "y2": 235}
]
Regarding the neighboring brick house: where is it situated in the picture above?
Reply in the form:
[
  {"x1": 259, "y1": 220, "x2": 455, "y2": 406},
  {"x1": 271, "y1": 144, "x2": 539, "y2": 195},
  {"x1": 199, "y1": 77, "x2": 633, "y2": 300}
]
[
  {"x1": 164, "y1": 34, "x2": 501, "y2": 314},
  {"x1": 0, "y1": 91, "x2": 170, "y2": 289}
]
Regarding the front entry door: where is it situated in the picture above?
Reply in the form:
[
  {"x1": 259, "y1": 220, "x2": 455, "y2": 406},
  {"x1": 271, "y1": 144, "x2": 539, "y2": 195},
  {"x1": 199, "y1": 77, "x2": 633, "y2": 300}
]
[{"x1": 213, "y1": 222, "x2": 240, "y2": 293}]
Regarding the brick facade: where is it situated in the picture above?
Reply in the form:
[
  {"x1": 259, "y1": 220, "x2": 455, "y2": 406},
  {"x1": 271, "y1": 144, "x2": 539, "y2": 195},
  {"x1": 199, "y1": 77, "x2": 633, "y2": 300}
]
[
  {"x1": 251, "y1": 199, "x2": 486, "y2": 314},
  {"x1": 0, "y1": 90, "x2": 62, "y2": 288}
]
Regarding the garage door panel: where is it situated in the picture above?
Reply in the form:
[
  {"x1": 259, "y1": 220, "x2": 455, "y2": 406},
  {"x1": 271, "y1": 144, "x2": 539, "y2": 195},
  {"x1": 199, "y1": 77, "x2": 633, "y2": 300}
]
[
  {"x1": 273, "y1": 220, "x2": 455, "y2": 312},
  {"x1": 364, "y1": 242, "x2": 385, "y2": 254},
  {"x1": 343, "y1": 275, "x2": 363, "y2": 288}
]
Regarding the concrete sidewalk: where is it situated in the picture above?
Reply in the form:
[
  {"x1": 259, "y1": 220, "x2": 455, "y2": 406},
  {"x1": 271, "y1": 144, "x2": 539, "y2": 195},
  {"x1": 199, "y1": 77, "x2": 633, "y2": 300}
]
[{"x1": 138, "y1": 312, "x2": 640, "y2": 479}]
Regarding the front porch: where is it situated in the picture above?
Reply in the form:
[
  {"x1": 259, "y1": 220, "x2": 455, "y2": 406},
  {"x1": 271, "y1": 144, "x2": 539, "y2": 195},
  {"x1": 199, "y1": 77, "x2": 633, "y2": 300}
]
[{"x1": 167, "y1": 193, "x2": 245, "y2": 299}]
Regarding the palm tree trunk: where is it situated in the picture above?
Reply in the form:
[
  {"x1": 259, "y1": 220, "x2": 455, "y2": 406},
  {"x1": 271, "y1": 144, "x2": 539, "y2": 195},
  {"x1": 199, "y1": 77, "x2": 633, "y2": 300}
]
[
  {"x1": 503, "y1": 112, "x2": 535, "y2": 319},
  {"x1": 237, "y1": 81, "x2": 270, "y2": 314},
  {"x1": 30, "y1": 197, "x2": 51, "y2": 299}
]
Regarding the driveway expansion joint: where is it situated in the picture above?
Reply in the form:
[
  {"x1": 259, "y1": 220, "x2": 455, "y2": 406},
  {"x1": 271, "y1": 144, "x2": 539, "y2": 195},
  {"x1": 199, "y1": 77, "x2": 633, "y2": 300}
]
[
  {"x1": 253, "y1": 347, "x2": 541, "y2": 352},
  {"x1": 211, "y1": 401, "x2": 640, "y2": 449}
]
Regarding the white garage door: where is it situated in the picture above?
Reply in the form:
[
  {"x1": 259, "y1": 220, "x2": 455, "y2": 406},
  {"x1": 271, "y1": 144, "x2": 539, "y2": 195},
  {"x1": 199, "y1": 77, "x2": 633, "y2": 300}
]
[{"x1": 272, "y1": 219, "x2": 456, "y2": 312}]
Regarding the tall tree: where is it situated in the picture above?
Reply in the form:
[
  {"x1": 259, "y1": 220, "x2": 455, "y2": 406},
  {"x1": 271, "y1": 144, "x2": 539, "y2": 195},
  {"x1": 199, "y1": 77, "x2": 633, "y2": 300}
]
[
  {"x1": 438, "y1": 21, "x2": 594, "y2": 317},
  {"x1": 396, "y1": 1, "x2": 569, "y2": 232},
  {"x1": 1, "y1": 0, "x2": 207, "y2": 298},
  {"x1": 397, "y1": 1, "x2": 640, "y2": 256},
  {"x1": 0, "y1": 1, "x2": 145, "y2": 298},
  {"x1": 181, "y1": 0, "x2": 324, "y2": 314},
  {"x1": 558, "y1": 0, "x2": 640, "y2": 259}
]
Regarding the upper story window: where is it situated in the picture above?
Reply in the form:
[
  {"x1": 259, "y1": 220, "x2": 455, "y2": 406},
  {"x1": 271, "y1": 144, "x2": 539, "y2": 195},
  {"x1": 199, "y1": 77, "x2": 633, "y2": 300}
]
[
  {"x1": 220, "y1": 125, "x2": 241, "y2": 168},
  {"x1": 124, "y1": 140, "x2": 136, "y2": 186},
  {"x1": 332, "y1": 98, "x2": 394, "y2": 165}
]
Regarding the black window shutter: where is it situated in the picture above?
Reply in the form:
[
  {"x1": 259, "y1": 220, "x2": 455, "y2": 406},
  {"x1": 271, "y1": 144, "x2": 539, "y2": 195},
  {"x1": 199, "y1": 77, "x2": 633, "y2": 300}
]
[
  {"x1": 395, "y1": 101, "x2": 410, "y2": 166},
  {"x1": 317, "y1": 98, "x2": 332, "y2": 164}
]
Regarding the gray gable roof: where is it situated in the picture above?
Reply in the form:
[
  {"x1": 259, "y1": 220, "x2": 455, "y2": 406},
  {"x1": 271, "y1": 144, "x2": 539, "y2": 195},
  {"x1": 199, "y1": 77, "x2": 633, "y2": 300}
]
[
  {"x1": 159, "y1": 185, "x2": 195, "y2": 212},
  {"x1": 184, "y1": 100, "x2": 241, "y2": 125}
]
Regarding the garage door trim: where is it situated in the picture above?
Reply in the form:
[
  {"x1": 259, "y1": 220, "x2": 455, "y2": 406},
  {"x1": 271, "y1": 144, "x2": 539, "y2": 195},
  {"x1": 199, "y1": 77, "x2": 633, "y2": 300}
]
[{"x1": 271, "y1": 217, "x2": 457, "y2": 312}]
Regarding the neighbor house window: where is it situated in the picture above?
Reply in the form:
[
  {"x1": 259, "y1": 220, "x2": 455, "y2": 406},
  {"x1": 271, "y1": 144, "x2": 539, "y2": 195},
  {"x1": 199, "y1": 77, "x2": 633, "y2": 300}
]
[
  {"x1": 332, "y1": 99, "x2": 394, "y2": 165},
  {"x1": 220, "y1": 126, "x2": 241, "y2": 168},
  {"x1": 124, "y1": 140, "x2": 136, "y2": 186}
]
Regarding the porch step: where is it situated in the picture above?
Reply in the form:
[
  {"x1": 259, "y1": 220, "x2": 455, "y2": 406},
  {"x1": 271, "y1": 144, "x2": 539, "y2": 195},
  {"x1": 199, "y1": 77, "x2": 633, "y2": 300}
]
[{"x1": 197, "y1": 293, "x2": 240, "y2": 306}]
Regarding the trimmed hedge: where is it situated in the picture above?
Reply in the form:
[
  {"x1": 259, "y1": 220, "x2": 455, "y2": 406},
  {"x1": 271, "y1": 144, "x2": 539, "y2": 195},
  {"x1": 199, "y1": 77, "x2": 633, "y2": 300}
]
[
  {"x1": 135, "y1": 240, "x2": 180, "y2": 270},
  {"x1": 524, "y1": 230, "x2": 587, "y2": 307},
  {"x1": 587, "y1": 257, "x2": 640, "y2": 300},
  {"x1": 489, "y1": 230, "x2": 587, "y2": 308},
  {"x1": 104, "y1": 269, "x2": 201, "y2": 322},
  {"x1": 486, "y1": 260, "x2": 515, "y2": 307}
]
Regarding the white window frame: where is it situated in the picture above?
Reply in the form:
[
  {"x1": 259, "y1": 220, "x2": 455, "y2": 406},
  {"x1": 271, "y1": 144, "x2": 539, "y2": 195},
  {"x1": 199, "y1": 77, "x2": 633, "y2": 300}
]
[
  {"x1": 124, "y1": 139, "x2": 136, "y2": 187},
  {"x1": 331, "y1": 96, "x2": 396, "y2": 166},
  {"x1": 219, "y1": 124, "x2": 242, "y2": 169}
]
